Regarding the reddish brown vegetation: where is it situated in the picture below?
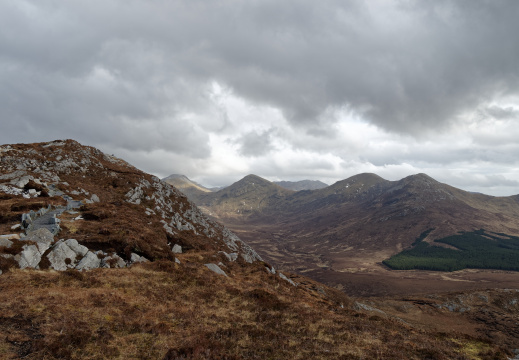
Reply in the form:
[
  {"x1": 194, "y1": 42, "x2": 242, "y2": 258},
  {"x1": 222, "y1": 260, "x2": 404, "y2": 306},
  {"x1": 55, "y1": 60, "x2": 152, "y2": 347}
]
[{"x1": 0, "y1": 262, "x2": 511, "y2": 359}]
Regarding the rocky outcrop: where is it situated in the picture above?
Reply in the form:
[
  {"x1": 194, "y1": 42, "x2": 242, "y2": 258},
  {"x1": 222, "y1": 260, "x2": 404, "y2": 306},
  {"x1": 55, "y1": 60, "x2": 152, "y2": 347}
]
[
  {"x1": 130, "y1": 253, "x2": 149, "y2": 264},
  {"x1": 0, "y1": 140, "x2": 263, "y2": 277},
  {"x1": 124, "y1": 174, "x2": 262, "y2": 264}
]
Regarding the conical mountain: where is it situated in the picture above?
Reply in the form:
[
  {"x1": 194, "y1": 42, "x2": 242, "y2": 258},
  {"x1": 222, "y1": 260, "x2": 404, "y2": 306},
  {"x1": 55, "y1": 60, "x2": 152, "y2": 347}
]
[{"x1": 196, "y1": 174, "x2": 291, "y2": 218}]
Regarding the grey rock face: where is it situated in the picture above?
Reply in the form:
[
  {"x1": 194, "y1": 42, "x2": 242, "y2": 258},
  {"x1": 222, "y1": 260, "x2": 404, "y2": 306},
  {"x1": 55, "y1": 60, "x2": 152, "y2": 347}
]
[
  {"x1": 102, "y1": 254, "x2": 127, "y2": 268},
  {"x1": 64, "y1": 239, "x2": 89, "y2": 257},
  {"x1": 219, "y1": 251, "x2": 238, "y2": 262},
  {"x1": 13, "y1": 228, "x2": 56, "y2": 269},
  {"x1": 91, "y1": 194, "x2": 100, "y2": 203},
  {"x1": 172, "y1": 244, "x2": 182, "y2": 254},
  {"x1": 205, "y1": 263, "x2": 228, "y2": 277}
]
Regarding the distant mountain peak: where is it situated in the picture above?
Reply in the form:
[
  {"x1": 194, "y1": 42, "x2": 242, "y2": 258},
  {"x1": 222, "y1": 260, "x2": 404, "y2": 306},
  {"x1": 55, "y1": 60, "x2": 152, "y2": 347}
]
[{"x1": 162, "y1": 174, "x2": 212, "y2": 194}]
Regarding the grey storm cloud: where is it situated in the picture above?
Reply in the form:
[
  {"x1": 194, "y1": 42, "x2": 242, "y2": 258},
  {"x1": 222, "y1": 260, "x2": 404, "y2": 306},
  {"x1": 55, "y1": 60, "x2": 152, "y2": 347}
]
[
  {"x1": 1, "y1": 1, "x2": 519, "y2": 195},
  {"x1": 2, "y1": 0, "x2": 519, "y2": 143},
  {"x1": 234, "y1": 130, "x2": 275, "y2": 157}
]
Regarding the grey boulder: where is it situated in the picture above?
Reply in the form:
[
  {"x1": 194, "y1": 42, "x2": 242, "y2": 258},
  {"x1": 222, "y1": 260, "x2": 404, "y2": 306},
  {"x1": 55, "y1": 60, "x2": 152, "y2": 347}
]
[
  {"x1": 205, "y1": 263, "x2": 227, "y2": 277},
  {"x1": 130, "y1": 253, "x2": 149, "y2": 264}
]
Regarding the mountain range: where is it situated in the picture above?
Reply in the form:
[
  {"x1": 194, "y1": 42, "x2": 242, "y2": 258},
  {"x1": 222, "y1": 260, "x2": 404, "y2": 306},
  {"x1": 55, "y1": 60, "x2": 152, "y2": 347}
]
[
  {"x1": 181, "y1": 172, "x2": 519, "y2": 296},
  {"x1": 162, "y1": 174, "x2": 329, "y2": 198}
]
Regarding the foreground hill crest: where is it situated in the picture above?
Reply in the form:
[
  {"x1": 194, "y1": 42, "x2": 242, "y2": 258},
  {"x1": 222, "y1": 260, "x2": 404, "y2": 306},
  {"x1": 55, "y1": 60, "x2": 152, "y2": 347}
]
[{"x1": 0, "y1": 139, "x2": 261, "y2": 274}]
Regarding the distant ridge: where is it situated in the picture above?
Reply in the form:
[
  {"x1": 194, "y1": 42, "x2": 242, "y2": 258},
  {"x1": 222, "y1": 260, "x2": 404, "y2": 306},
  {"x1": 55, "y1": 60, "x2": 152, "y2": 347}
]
[
  {"x1": 274, "y1": 179, "x2": 328, "y2": 191},
  {"x1": 162, "y1": 174, "x2": 212, "y2": 198}
]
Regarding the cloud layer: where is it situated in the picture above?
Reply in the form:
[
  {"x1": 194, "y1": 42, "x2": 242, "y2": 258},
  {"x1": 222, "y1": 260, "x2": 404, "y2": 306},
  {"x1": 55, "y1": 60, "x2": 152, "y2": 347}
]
[{"x1": 1, "y1": 0, "x2": 519, "y2": 195}]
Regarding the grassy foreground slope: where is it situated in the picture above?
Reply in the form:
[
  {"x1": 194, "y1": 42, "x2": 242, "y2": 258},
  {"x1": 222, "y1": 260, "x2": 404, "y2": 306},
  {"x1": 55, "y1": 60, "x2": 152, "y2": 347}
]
[
  {"x1": 0, "y1": 140, "x2": 513, "y2": 359},
  {"x1": 0, "y1": 259, "x2": 508, "y2": 360}
]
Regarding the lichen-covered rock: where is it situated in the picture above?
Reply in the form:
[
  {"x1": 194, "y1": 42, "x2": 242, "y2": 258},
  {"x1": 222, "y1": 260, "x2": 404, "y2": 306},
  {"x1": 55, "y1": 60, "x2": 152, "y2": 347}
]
[
  {"x1": 64, "y1": 239, "x2": 89, "y2": 257},
  {"x1": 24, "y1": 228, "x2": 55, "y2": 254}
]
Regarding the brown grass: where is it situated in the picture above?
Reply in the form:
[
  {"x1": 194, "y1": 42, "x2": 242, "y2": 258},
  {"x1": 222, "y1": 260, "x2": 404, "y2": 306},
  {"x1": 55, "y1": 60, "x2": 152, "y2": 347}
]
[{"x1": 0, "y1": 260, "x2": 510, "y2": 360}]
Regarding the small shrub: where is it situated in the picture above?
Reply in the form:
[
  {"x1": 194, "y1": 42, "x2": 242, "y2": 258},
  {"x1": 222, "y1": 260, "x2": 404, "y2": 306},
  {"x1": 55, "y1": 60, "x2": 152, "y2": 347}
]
[{"x1": 0, "y1": 256, "x2": 18, "y2": 273}]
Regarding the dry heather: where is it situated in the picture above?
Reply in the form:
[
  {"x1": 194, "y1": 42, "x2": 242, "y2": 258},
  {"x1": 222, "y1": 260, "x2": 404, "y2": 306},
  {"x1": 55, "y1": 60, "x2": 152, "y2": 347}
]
[{"x1": 0, "y1": 259, "x2": 510, "y2": 360}]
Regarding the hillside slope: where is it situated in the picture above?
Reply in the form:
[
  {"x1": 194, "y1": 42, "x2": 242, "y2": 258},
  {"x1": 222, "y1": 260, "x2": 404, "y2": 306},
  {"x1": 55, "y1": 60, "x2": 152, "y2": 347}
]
[{"x1": 0, "y1": 140, "x2": 260, "y2": 268}]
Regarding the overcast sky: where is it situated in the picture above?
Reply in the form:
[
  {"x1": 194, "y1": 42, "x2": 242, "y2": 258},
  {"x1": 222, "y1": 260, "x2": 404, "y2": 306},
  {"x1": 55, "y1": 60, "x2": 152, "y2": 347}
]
[{"x1": 1, "y1": 1, "x2": 519, "y2": 195}]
